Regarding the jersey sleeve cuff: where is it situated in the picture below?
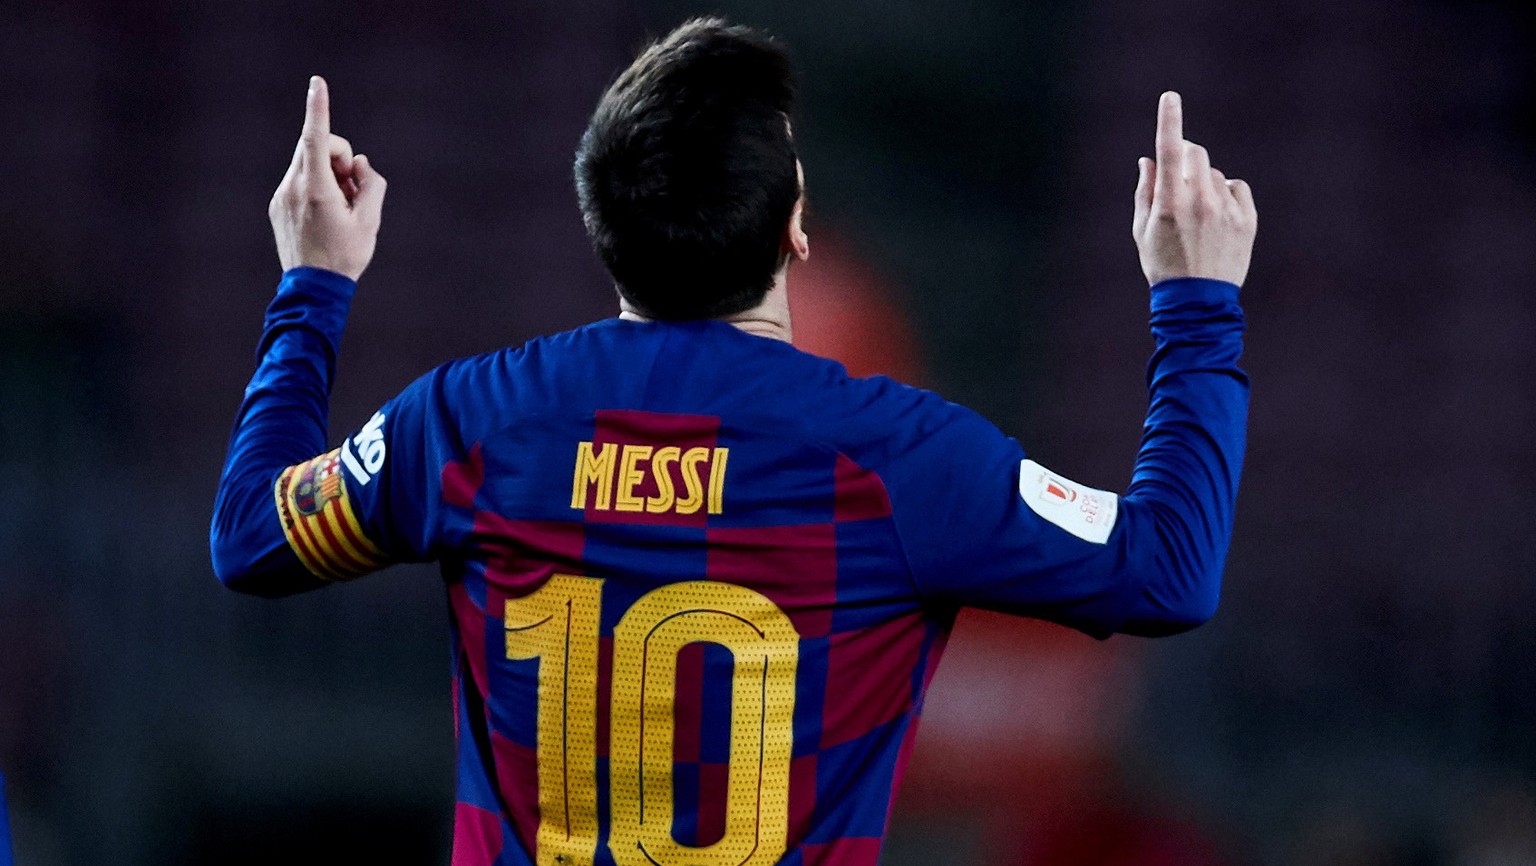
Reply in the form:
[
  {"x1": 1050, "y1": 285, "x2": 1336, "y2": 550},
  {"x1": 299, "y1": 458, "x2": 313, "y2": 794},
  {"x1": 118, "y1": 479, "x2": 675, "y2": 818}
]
[
  {"x1": 259, "y1": 268, "x2": 360, "y2": 359},
  {"x1": 1148, "y1": 277, "x2": 1240, "y2": 313},
  {"x1": 1147, "y1": 278, "x2": 1245, "y2": 340},
  {"x1": 277, "y1": 266, "x2": 359, "y2": 302}
]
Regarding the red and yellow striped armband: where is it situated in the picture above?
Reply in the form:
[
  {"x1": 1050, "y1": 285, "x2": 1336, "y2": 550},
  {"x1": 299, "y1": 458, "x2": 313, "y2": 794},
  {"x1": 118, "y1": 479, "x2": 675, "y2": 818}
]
[{"x1": 273, "y1": 449, "x2": 390, "y2": 580}]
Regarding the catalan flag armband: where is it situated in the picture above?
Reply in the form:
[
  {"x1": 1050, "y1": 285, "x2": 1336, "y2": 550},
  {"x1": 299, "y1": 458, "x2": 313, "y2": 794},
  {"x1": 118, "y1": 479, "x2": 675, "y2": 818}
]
[{"x1": 274, "y1": 448, "x2": 389, "y2": 580}]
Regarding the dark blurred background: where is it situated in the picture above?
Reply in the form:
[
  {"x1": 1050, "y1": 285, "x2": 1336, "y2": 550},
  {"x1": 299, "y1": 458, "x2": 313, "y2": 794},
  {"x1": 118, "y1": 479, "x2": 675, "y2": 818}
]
[{"x1": 3, "y1": 1, "x2": 1536, "y2": 864}]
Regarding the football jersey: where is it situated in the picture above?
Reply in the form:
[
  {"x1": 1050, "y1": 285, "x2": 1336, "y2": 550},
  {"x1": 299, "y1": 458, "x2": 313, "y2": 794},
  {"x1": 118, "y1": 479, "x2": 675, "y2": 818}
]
[{"x1": 212, "y1": 267, "x2": 1248, "y2": 866}]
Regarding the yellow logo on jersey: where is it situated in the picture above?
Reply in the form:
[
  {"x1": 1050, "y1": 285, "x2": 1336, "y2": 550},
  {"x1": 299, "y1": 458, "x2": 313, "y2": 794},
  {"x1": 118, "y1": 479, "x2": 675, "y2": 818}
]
[{"x1": 570, "y1": 441, "x2": 728, "y2": 515}]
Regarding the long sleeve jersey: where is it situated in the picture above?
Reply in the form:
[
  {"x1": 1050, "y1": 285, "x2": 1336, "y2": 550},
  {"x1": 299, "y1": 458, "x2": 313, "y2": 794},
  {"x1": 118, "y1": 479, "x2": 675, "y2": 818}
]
[{"x1": 211, "y1": 267, "x2": 1248, "y2": 866}]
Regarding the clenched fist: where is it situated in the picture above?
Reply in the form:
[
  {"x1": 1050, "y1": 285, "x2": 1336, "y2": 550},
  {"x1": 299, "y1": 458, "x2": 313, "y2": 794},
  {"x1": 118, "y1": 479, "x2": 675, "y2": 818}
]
[
  {"x1": 269, "y1": 76, "x2": 387, "y2": 281},
  {"x1": 1132, "y1": 91, "x2": 1257, "y2": 287}
]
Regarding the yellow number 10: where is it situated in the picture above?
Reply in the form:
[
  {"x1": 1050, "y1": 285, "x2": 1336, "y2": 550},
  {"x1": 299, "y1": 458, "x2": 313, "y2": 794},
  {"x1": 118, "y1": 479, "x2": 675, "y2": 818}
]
[{"x1": 505, "y1": 575, "x2": 800, "y2": 866}]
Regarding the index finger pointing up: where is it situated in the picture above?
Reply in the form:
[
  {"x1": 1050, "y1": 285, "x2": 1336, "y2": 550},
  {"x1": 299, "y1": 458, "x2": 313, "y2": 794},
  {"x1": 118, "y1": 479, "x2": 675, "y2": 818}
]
[
  {"x1": 1155, "y1": 90, "x2": 1183, "y2": 185},
  {"x1": 301, "y1": 75, "x2": 331, "y2": 164}
]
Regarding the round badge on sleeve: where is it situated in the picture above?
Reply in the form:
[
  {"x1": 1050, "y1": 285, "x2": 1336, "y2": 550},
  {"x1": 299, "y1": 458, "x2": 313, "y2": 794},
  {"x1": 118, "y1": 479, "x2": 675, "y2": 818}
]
[{"x1": 1017, "y1": 459, "x2": 1119, "y2": 544}]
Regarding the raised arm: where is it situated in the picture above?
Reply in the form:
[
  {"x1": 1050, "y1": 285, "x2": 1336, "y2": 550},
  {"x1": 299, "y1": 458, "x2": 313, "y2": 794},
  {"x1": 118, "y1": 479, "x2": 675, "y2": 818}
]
[
  {"x1": 1109, "y1": 93, "x2": 1257, "y2": 631},
  {"x1": 210, "y1": 77, "x2": 389, "y2": 595},
  {"x1": 883, "y1": 92, "x2": 1256, "y2": 638}
]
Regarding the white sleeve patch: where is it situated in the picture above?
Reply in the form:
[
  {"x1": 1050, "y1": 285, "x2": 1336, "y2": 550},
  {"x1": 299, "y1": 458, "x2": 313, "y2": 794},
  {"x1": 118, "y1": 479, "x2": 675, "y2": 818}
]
[
  {"x1": 340, "y1": 410, "x2": 388, "y2": 486},
  {"x1": 1017, "y1": 459, "x2": 1119, "y2": 545}
]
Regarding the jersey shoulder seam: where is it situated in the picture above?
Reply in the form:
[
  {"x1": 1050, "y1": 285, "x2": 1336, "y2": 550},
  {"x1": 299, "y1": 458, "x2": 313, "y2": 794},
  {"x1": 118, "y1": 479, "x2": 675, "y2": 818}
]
[{"x1": 833, "y1": 449, "x2": 930, "y2": 607}]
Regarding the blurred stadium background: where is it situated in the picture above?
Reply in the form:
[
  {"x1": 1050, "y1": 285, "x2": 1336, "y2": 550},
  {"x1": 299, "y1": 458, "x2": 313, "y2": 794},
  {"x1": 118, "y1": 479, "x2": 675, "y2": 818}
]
[{"x1": 3, "y1": 0, "x2": 1536, "y2": 863}]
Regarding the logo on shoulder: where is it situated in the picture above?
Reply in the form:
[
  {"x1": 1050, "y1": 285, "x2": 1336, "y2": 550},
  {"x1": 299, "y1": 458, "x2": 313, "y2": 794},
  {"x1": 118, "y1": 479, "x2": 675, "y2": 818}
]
[
  {"x1": 1018, "y1": 458, "x2": 1118, "y2": 544},
  {"x1": 340, "y1": 410, "x2": 388, "y2": 486}
]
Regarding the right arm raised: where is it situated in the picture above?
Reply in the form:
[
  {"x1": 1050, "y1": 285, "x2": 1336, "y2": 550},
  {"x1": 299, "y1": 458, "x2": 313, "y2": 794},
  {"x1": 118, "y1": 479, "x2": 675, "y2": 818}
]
[{"x1": 210, "y1": 76, "x2": 395, "y2": 595}]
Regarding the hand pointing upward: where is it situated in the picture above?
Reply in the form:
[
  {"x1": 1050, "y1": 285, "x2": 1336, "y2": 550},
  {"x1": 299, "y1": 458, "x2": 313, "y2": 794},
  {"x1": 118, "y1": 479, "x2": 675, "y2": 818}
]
[
  {"x1": 269, "y1": 76, "x2": 388, "y2": 281},
  {"x1": 1132, "y1": 91, "x2": 1257, "y2": 287}
]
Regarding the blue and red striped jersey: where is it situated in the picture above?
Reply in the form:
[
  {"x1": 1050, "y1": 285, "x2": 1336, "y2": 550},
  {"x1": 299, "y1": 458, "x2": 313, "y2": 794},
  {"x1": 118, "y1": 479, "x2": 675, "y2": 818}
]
[{"x1": 212, "y1": 267, "x2": 1248, "y2": 866}]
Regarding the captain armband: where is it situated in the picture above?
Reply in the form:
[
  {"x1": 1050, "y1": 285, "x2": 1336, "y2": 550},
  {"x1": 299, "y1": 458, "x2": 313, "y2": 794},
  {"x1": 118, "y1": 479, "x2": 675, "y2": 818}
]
[{"x1": 274, "y1": 449, "x2": 390, "y2": 580}]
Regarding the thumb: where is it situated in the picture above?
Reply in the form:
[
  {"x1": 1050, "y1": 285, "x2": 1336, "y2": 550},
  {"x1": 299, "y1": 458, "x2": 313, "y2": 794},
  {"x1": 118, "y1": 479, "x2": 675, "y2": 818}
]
[
  {"x1": 1133, "y1": 157, "x2": 1153, "y2": 237},
  {"x1": 351, "y1": 154, "x2": 388, "y2": 223}
]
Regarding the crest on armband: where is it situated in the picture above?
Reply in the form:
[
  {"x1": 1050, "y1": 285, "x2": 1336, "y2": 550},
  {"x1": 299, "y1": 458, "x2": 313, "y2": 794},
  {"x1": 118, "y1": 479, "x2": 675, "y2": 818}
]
[
  {"x1": 274, "y1": 448, "x2": 389, "y2": 580},
  {"x1": 292, "y1": 451, "x2": 345, "y2": 517}
]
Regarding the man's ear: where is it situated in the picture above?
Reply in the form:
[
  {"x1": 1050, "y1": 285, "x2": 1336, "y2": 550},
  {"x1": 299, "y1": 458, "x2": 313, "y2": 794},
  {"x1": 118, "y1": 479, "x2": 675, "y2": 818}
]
[{"x1": 784, "y1": 194, "x2": 810, "y2": 263}]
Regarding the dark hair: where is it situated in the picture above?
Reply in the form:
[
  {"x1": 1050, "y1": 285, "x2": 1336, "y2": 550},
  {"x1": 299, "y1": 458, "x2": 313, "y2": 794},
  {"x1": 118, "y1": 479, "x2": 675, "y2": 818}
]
[{"x1": 574, "y1": 18, "x2": 799, "y2": 320}]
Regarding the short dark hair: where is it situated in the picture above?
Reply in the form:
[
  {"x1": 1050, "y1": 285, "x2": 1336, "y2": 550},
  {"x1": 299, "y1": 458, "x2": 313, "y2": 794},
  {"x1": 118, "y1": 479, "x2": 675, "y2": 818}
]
[{"x1": 574, "y1": 18, "x2": 799, "y2": 320}]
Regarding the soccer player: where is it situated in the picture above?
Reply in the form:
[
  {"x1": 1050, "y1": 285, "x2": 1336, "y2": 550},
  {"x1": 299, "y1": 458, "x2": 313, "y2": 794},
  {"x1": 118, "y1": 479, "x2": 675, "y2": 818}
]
[{"x1": 211, "y1": 19, "x2": 1255, "y2": 866}]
